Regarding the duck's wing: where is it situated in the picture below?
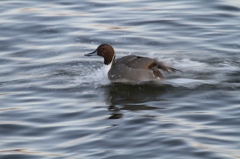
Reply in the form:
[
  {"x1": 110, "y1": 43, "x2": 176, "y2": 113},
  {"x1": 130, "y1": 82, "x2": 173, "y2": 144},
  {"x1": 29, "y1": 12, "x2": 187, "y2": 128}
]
[
  {"x1": 117, "y1": 55, "x2": 180, "y2": 79},
  {"x1": 121, "y1": 55, "x2": 178, "y2": 72},
  {"x1": 151, "y1": 60, "x2": 180, "y2": 73},
  {"x1": 116, "y1": 55, "x2": 154, "y2": 69}
]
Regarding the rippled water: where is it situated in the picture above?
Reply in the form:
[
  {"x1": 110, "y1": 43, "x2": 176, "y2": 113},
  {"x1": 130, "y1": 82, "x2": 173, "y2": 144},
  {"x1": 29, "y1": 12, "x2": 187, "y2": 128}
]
[{"x1": 1, "y1": 0, "x2": 240, "y2": 158}]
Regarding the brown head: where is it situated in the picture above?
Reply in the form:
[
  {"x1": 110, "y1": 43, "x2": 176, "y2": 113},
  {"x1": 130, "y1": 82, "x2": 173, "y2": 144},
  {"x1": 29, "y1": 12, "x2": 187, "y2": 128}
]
[{"x1": 84, "y1": 44, "x2": 115, "y2": 65}]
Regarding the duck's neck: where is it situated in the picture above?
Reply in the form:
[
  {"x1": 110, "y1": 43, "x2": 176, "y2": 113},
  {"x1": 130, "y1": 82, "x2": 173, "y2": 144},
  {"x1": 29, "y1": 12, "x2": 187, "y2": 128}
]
[
  {"x1": 102, "y1": 55, "x2": 115, "y2": 79},
  {"x1": 103, "y1": 61, "x2": 113, "y2": 79}
]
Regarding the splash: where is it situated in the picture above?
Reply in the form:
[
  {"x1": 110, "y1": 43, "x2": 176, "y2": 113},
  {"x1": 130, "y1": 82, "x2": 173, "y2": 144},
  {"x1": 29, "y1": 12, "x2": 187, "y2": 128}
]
[
  {"x1": 76, "y1": 66, "x2": 110, "y2": 88},
  {"x1": 162, "y1": 57, "x2": 239, "y2": 89}
]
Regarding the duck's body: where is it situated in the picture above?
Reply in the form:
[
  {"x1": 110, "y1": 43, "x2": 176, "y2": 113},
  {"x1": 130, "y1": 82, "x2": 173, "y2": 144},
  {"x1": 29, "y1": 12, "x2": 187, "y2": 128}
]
[{"x1": 85, "y1": 44, "x2": 178, "y2": 82}]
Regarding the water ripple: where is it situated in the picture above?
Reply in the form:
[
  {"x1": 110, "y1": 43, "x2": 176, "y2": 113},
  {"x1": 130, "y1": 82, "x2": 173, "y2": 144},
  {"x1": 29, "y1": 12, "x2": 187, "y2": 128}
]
[{"x1": 1, "y1": 0, "x2": 240, "y2": 158}]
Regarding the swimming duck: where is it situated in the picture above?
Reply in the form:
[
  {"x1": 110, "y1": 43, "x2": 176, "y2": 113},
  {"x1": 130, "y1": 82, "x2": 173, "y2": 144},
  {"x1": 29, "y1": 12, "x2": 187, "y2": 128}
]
[{"x1": 85, "y1": 44, "x2": 178, "y2": 82}]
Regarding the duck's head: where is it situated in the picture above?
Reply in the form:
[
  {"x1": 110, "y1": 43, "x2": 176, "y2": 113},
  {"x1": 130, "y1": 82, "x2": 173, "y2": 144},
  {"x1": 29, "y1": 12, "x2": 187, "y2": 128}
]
[{"x1": 85, "y1": 44, "x2": 115, "y2": 65}]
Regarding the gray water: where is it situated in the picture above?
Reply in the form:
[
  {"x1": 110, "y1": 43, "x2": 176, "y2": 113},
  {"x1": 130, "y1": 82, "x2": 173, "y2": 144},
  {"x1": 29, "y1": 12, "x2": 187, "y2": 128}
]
[{"x1": 1, "y1": 0, "x2": 240, "y2": 159}]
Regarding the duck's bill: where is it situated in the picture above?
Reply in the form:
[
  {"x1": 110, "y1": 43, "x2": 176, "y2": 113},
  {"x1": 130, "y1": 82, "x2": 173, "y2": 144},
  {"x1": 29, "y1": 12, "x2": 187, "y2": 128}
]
[{"x1": 84, "y1": 50, "x2": 97, "y2": 56}]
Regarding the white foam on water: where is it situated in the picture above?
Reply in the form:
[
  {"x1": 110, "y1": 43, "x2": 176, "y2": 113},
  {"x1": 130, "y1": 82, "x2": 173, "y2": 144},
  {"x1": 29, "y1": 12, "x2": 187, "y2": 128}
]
[
  {"x1": 75, "y1": 66, "x2": 110, "y2": 88},
  {"x1": 163, "y1": 78, "x2": 218, "y2": 88},
  {"x1": 161, "y1": 57, "x2": 239, "y2": 88}
]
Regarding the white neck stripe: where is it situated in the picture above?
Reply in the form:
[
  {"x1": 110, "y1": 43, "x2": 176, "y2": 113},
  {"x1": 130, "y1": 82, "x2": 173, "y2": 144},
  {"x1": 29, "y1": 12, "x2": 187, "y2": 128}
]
[{"x1": 102, "y1": 55, "x2": 114, "y2": 79}]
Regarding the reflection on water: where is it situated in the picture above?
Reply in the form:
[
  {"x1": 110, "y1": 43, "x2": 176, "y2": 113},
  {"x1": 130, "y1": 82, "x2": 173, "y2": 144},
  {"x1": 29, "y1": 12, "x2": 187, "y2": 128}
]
[
  {"x1": 102, "y1": 83, "x2": 167, "y2": 119},
  {"x1": 0, "y1": 0, "x2": 240, "y2": 158},
  {"x1": 103, "y1": 83, "x2": 167, "y2": 104}
]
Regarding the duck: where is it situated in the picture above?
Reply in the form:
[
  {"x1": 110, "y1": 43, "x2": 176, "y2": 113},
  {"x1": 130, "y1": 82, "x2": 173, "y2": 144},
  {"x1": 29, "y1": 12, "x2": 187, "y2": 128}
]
[{"x1": 84, "y1": 44, "x2": 179, "y2": 82}]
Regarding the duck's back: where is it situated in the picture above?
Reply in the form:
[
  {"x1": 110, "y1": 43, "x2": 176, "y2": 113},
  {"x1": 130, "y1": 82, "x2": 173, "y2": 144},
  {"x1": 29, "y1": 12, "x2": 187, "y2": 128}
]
[{"x1": 114, "y1": 55, "x2": 155, "y2": 69}]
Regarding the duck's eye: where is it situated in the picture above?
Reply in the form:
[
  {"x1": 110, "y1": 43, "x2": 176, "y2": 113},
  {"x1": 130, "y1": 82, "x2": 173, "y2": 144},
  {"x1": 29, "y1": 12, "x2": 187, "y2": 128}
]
[{"x1": 102, "y1": 48, "x2": 105, "y2": 51}]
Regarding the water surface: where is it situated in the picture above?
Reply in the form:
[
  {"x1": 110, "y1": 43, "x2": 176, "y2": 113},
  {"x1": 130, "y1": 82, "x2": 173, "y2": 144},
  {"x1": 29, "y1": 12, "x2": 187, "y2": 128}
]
[{"x1": 0, "y1": 0, "x2": 240, "y2": 158}]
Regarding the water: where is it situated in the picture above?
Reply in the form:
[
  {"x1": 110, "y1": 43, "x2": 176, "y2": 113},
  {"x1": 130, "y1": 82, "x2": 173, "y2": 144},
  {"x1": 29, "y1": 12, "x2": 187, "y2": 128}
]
[{"x1": 0, "y1": 0, "x2": 240, "y2": 158}]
